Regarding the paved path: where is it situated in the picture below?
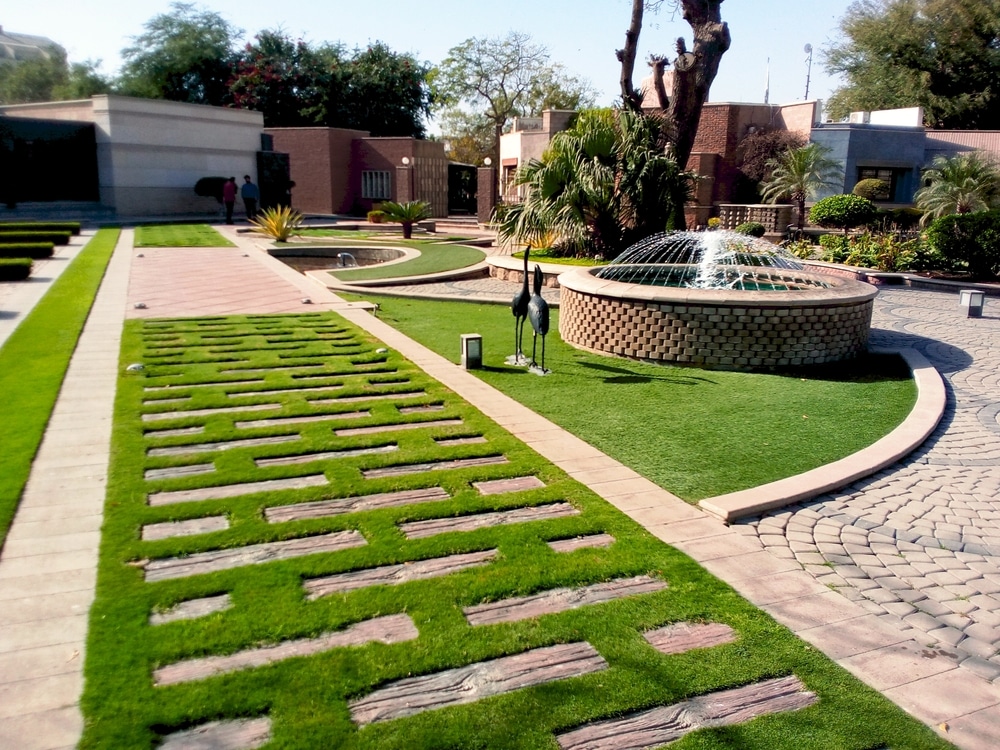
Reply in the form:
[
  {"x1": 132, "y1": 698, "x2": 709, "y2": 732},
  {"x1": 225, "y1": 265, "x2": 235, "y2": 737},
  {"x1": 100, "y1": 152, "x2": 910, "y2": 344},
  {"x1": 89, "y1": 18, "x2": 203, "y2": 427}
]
[
  {"x1": 745, "y1": 288, "x2": 1000, "y2": 682},
  {"x1": 1, "y1": 227, "x2": 999, "y2": 748}
]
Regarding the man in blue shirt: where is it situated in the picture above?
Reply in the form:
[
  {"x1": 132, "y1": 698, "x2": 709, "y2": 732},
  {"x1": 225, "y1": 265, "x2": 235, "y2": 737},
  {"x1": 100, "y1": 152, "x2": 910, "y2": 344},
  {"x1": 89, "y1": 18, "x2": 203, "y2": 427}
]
[{"x1": 241, "y1": 175, "x2": 260, "y2": 220}]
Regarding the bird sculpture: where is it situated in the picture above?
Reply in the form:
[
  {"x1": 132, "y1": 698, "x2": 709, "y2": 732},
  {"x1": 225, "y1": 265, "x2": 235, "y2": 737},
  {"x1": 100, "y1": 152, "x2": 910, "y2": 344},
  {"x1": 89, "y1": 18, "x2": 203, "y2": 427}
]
[
  {"x1": 527, "y1": 263, "x2": 550, "y2": 372},
  {"x1": 510, "y1": 246, "x2": 531, "y2": 364}
]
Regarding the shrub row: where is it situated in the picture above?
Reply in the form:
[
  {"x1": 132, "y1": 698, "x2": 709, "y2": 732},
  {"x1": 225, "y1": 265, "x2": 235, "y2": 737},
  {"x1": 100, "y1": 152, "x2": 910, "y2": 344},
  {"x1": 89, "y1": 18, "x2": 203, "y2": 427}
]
[
  {"x1": 0, "y1": 242, "x2": 55, "y2": 259},
  {"x1": 0, "y1": 221, "x2": 80, "y2": 235},
  {"x1": 926, "y1": 209, "x2": 1000, "y2": 280},
  {"x1": 0, "y1": 258, "x2": 32, "y2": 281},
  {"x1": 0, "y1": 230, "x2": 71, "y2": 245}
]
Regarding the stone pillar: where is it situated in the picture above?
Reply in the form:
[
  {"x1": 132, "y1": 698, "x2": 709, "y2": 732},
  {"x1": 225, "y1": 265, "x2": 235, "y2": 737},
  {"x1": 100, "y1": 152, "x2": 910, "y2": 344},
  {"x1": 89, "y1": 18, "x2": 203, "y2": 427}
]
[
  {"x1": 477, "y1": 166, "x2": 497, "y2": 224},
  {"x1": 396, "y1": 165, "x2": 414, "y2": 204}
]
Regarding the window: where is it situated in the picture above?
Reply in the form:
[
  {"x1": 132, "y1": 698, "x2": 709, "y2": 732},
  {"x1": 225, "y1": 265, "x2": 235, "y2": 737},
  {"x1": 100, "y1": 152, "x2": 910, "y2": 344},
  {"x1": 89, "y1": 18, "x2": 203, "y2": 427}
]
[
  {"x1": 856, "y1": 167, "x2": 898, "y2": 201},
  {"x1": 362, "y1": 171, "x2": 391, "y2": 200}
]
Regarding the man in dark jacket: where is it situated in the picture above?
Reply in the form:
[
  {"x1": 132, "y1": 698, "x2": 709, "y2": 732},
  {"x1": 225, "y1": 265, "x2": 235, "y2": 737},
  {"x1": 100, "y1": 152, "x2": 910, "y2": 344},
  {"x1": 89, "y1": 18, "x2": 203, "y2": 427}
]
[{"x1": 241, "y1": 175, "x2": 260, "y2": 220}]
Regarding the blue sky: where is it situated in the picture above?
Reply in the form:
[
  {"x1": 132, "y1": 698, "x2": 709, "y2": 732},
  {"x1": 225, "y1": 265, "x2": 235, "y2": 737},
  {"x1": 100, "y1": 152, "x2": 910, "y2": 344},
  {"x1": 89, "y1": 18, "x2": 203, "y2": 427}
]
[{"x1": 6, "y1": 0, "x2": 856, "y2": 116}]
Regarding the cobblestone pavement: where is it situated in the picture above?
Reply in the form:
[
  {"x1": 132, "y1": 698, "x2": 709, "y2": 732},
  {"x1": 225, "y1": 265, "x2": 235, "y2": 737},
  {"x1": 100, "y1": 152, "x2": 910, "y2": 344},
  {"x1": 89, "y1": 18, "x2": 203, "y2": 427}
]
[{"x1": 741, "y1": 287, "x2": 1000, "y2": 681}]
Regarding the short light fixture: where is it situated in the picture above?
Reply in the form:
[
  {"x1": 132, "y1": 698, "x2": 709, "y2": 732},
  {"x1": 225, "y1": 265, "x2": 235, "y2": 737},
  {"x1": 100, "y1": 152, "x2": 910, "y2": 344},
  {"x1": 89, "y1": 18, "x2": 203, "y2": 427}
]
[
  {"x1": 959, "y1": 289, "x2": 985, "y2": 318},
  {"x1": 461, "y1": 333, "x2": 483, "y2": 370}
]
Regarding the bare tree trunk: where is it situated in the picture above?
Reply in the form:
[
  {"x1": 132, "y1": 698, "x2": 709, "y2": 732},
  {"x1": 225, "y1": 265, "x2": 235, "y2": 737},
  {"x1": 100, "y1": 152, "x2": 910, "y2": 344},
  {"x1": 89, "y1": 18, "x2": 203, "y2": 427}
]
[{"x1": 617, "y1": 0, "x2": 646, "y2": 113}]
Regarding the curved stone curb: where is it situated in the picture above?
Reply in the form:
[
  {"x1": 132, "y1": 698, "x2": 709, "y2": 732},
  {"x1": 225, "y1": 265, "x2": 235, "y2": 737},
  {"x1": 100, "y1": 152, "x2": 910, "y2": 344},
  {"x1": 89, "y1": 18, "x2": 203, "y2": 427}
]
[
  {"x1": 698, "y1": 347, "x2": 945, "y2": 522},
  {"x1": 307, "y1": 261, "x2": 491, "y2": 291}
]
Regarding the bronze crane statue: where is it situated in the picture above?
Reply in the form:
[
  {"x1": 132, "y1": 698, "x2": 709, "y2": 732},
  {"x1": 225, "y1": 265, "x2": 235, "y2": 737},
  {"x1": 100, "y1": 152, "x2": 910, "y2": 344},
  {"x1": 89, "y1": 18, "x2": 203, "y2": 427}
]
[
  {"x1": 511, "y1": 246, "x2": 531, "y2": 363},
  {"x1": 527, "y1": 263, "x2": 550, "y2": 372}
]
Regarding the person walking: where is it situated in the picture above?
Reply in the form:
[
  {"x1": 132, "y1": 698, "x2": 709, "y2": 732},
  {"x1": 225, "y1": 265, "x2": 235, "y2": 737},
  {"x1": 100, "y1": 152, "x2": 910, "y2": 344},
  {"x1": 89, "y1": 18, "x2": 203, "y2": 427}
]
[
  {"x1": 222, "y1": 177, "x2": 238, "y2": 224},
  {"x1": 241, "y1": 175, "x2": 260, "y2": 220}
]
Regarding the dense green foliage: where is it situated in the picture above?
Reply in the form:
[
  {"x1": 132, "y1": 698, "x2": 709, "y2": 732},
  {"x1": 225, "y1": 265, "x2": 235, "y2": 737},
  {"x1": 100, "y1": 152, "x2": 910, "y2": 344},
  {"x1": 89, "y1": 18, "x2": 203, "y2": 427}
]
[
  {"x1": 0, "y1": 257, "x2": 32, "y2": 280},
  {"x1": 348, "y1": 295, "x2": 917, "y2": 501},
  {"x1": 925, "y1": 209, "x2": 1000, "y2": 279},
  {"x1": 0, "y1": 228, "x2": 118, "y2": 548},
  {"x1": 498, "y1": 108, "x2": 690, "y2": 258},
  {"x1": 79, "y1": 312, "x2": 948, "y2": 750},
  {"x1": 826, "y1": 0, "x2": 1000, "y2": 128},
  {"x1": 914, "y1": 153, "x2": 1000, "y2": 225},
  {"x1": 808, "y1": 194, "x2": 878, "y2": 233},
  {"x1": 733, "y1": 221, "x2": 766, "y2": 237},
  {"x1": 761, "y1": 144, "x2": 841, "y2": 231},
  {"x1": 0, "y1": 221, "x2": 81, "y2": 234},
  {"x1": 378, "y1": 201, "x2": 432, "y2": 239},
  {"x1": 852, "y1": 178, "x2": 890, "y2": 201},
  {"x1": 0, "y1": 45, "x2": 109, "y2": 104},
  {"x1": 817, "y1": 231, "x2": 923, "y2": 272},
  {"x1": 0, "y1": 230, "x2": 70, "y2": 245},
  {"x1": 0, "y1": 242, "x2": 54, "y2": 259}
]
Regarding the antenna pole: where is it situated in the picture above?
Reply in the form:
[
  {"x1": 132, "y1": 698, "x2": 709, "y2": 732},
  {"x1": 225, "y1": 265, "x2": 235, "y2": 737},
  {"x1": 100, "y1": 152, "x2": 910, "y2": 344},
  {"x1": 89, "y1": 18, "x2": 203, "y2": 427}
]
[{"x1": 804, "y1": 44, "x2": 813, "y2": 100}]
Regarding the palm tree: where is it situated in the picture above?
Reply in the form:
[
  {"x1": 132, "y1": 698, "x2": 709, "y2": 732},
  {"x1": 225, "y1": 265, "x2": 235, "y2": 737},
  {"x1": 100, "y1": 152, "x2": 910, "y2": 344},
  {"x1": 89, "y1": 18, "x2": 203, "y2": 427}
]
[
  {"x1": 497, "y1": 108, "x2": 691, "y2": 259},
  {"x1": 914, "y1": 153, "x2": 1000, "y2": 225},
  {"x1": 379, "y1": 200, "x2": 432, "y2": 239},
  {"x1": 760, "y1": 143, "x2": 842, "y2": 232}
]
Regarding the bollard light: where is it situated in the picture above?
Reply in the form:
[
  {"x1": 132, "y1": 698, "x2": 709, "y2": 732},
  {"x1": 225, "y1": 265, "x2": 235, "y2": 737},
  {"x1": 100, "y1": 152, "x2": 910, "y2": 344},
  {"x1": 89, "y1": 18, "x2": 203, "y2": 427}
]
[
  {"x1": 461, "y1": 334, "x2": 483, "y2": 370},
  {"x1": 959, "y1": 289, "x2": 985, "y2": 318}
]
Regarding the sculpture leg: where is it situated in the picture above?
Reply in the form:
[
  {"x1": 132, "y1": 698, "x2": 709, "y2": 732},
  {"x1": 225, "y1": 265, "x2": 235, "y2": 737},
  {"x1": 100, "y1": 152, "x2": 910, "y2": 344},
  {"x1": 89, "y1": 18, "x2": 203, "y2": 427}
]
[
  {"x1": 531, "y1": 332, "x2": 538, "y2": 367},
  {"x1": 541, "y1": 334, "x2": 546, "y2": 372}
]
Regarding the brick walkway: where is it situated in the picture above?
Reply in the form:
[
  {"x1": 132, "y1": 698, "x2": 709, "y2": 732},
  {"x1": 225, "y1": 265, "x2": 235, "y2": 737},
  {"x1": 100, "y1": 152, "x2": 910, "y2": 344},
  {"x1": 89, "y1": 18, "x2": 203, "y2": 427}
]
[{"x1": 1, "y1": 226, "x2": 999, "y2": 748}]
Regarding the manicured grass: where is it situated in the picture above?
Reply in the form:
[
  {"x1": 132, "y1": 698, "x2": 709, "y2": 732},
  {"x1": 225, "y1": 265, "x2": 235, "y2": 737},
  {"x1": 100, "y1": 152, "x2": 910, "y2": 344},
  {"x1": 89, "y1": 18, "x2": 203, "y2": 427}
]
[
  {"x1": 299, "y1": 238, "x2": 485, "y2": 282},
  {"x1": 134, "y1": 223, "x2": 234, "y2": 248},
  {"x1": 341, "y1": 295, "x2": 916, "y2": 501},
  {"x1": 80, "y1": 312, "x2": 952, "y2": 749},
  {"x1": 513, "y1": 248, "x2": 608, "y2": 266},
  {"x1": 0, "y1": 228, "x2": 120, "y2": 548}
]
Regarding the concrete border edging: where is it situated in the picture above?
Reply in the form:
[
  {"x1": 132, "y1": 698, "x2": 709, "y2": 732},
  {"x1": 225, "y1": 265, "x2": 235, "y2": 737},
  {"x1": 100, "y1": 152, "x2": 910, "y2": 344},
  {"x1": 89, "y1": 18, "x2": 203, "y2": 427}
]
[{"x1": 698, "y1": 348, "x2": 945, "y2": 522}]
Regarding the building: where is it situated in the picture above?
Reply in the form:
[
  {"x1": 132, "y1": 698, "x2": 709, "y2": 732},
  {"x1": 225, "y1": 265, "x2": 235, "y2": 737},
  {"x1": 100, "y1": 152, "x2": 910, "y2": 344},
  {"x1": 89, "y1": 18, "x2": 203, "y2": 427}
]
[{"x1": 0, "y1": 26, "x2": 64, "y2": 65}]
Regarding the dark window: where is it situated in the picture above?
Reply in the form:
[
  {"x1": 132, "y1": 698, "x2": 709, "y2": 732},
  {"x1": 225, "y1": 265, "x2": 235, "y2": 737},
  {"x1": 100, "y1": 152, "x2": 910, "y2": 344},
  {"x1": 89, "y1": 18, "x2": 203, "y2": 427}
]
[{"x1": 856, "y1": 167, "x2": 898, "y2": 201}]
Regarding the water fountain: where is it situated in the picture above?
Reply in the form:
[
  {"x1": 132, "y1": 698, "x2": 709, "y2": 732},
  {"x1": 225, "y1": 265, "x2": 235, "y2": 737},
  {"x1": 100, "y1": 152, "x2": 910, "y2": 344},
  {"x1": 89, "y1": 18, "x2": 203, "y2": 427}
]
[{"x1": 559, "y1": 231, "x2": 878, "y2": 370}]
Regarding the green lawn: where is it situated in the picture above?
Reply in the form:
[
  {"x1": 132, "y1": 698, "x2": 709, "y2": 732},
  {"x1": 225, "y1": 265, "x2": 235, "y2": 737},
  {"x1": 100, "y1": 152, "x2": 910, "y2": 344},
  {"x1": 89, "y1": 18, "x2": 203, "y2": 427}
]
[
  {"x1": 79, "y1": 312, "x2": 951, "y2": 749},
  {"x1": 0, "y1": 228, "x2": 120, "y2": 548},
  {"x1": 134, "y1": 223, "x2": 234, "y2": 247},
  {"x1": 307, "y1": 239, "x2": 485, "y2": 282},
  {"x1": 341, "y1": 295, "x2": 916, "y2": 501}
]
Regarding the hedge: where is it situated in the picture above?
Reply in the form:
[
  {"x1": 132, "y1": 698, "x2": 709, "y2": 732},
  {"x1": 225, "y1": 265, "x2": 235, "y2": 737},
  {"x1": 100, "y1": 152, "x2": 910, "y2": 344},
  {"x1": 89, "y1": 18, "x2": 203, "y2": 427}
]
[
  {"x1": 0, "y1": 221, "x2": 81, "y2": 235},
  {"x1": 0, "y1": 242, "x2": 55, "y2": 259},
  {"x1": 0, "y1": 230, "x2": 71, "y2": 245},
  {"x1": 0, "y1": 258, "x2": 32, "y2": 280},
  {"x1": 925, "y1": 209, "x2": 1000, "y2": 280}
]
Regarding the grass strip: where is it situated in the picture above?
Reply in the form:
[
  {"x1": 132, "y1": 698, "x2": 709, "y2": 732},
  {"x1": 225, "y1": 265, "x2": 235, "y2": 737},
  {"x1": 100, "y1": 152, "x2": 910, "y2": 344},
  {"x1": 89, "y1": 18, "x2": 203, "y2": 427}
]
[
  {"x1": 0, "y1": 227, "x2": 120, "y2": 548},
  {"x1": 135, "y1": 223, "x2": 234, "y2": 248},
  {"x1": 282, "y1": 237, "x2": 485, "y2": 281},
  {"x1": 81, "y1": 312, "x2": 951, "y2": 749},
  {"x1": 341, "y1": 294, "x2": 916, "y2": 501}
]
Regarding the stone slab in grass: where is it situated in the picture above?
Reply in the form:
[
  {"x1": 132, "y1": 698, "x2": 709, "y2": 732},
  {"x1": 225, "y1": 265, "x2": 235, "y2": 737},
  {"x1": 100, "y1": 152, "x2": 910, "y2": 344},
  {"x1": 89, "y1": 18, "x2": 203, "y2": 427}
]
[
  {"x1": 142, "y1": 515, "x2": 230, "y2": 541},
  {"x1": 142, "y1": 396, "x2": 190, "y2": 406},
  {"x1": 235, "y1": 411, "x2": 369, "y2": 429},
  {"x1": 363, "y1": 455, "x2": 508, "y2": 479},
  {"x1": 398, "y1": 404, "x2": 445, "y2": 414},
  {"x1": 305, "y1": 549, "x2": 498, "y2": 599},
  {"x1": 555, "y1": 675, "x2": 818, "y2": 750},
  {"x1": 295, "y1": 370, "x2": 396, "y2": 382},
  {"x1": 474, "y1": 476, "x2": 545, "y2": 495},
  {"x1": 150, "y1": 594, "x2": 233, "y2": 625},
  {"x1": 464, "y1": 575, "x2": 668, "y2": 627},
  {"x1": 144, "y1": 530, "x2": 367, "y2": 582},
  {"x1": 154, "y1": 613, "x2": 419, "y2": 686},
  {"x1": 349, "y1": 642, "x2": 608, "y2": 726},
  {"x1": 225, "y1": 384, "x2": 344, "y2": 398},
  {"x1": 644, "y1": 621, "x2": 738, "y2": 656},
  {"x1": 255, "y1": 444, "x2": 397, "y2": 467},
  {"x1": 266, "y1": 487, "x2": 451, "y2": 523},
  {"x1": 547, "y1": 534, "x2": 617, "y2": 553},
  {"x1": 400, "y1": 502, "x2": 579, "y2": 540},
  {"x1": 149, "y1": 474, "x2": 328, "y2": 506},
  {"x1": 145, "y1": 379, "x2": 264, "y2": 392},
  {"x1": 335, "y1": 418, "x2": 463, "y2": 437},
  {"x1": 436, "y1": 436, "x2": 488, "y2": 446},
  {"x1": 148, "y1": 434, "x2": 300, "y2": 457},
  {"x1": 142, "y1": 403, "x2": 280, "y2": 422},
  {"x1": 159, "y1": 717, "x2": 271, "y2": 750},
  {"x1": 311, "y1": 390, "x2": 426, "y2": 404},
  {"x1": 145, "y1": 463, "x2": 216, "y2": 481},
  {"x1": 144, "y1": 426, "x2": 206, "y2": 439}
]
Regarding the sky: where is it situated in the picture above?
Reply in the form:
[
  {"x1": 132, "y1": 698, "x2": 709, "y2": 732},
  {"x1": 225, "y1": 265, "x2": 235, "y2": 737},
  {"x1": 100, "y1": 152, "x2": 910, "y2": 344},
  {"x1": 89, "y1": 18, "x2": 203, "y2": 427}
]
[{"x1": 4, "y1": 0, "x2": 856, "y2": 117}]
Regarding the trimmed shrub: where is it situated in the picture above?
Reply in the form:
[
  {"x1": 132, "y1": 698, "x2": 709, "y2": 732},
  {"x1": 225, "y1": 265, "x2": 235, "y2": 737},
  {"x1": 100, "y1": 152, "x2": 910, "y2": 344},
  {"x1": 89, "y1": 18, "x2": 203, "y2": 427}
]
[
  {"x1": 733, "y1": 221, "x2": 766, "y2": 237},
  {"x1": 0, "y1": 221, "x2": 80, "y2": 235},
  {"x1": 809, "y1": 194, "x2": 878, "y2": 233},
  {"x1": 0, "y1": 258, "x2": 32, "y2": 280},
  {"x1": 367, "y1": 210, "x2": 386, "y2": 223},
  {"x1": 852, "y1": 178, "x2": 889, "y2": 201},
  {"x1": 0, "y1": 242, "x2": 55, "y2": 259},
  {"x1": 0, "y1": 230, "x2": 71, "y2": 245},
  {"x1": 925, "y1": 209, "x2": 1000, "y2": 279}
]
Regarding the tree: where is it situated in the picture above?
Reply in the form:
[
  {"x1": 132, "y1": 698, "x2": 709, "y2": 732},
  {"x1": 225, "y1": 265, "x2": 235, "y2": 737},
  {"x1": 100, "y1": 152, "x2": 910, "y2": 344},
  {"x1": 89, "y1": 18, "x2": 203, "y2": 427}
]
[
  {"x1": 735, "y1": 128, "x2": 807, "y2": 186},
  {"x1": 439, "y1": 109, "x2": 494, "y2": 165},
  {"x1": 432, "y1": 32, "x2": 594, "y2": 162},
  {"x1": 825, "y1": 0, "x2": 1000, "y2": 128},
  {"x1": 760, "y1": 144, "x2": 842, "y2": 231},
  {"x1": 379, "y1": 200, "x2": 432, "y2": 239},
  {"x1": 617, "y1": 0, "x2": 731, "y2": 170},
  {"x1": 230, "y1": 30, "x2": 342, "y2": 127},
  {"x1": 808, "y1": 194, "x2": 878, "y2": 234},
  {"x1": 341, "y1": 43, "x2": 433, "y2": 138},
  {"x1": 118, "y1": 2, "x2": 240, "y2": 106},
  {"x1": 498, "y1": 108, "x2": 691, "y2": 259},
  {"x1": 914, "y1": 153, "x2": 1000, "y2": 225}
]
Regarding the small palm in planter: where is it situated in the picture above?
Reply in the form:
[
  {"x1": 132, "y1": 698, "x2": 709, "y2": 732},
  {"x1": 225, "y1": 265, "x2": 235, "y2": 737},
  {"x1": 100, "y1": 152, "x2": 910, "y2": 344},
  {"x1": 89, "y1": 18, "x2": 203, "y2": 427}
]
[
  {"x1": 250, "y1": 205, "x2": 304, "y2": 242},
  {"x1": 379, "y1": 200, "x2": 431, "y2": 239}
]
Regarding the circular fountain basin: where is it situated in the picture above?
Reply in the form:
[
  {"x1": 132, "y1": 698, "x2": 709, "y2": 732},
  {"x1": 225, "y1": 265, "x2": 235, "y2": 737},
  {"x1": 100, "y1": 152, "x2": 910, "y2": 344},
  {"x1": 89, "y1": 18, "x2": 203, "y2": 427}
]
[
  {"x1": 559, "y1": 261, "x2": 878, "y2": 371},
  {"x1": 267, "y1": 245, "x2": 412, "y2": 273}
]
